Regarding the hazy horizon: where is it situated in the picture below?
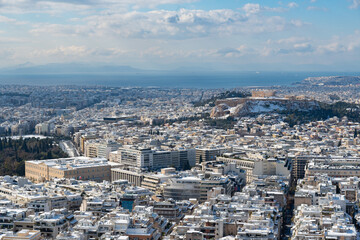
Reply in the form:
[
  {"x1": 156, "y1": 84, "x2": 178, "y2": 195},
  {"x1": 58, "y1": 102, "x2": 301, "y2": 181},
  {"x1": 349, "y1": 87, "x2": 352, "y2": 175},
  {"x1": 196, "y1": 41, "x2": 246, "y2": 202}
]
[{"x1": 1, "y1": 71, "x2": 360, "y2": 89}]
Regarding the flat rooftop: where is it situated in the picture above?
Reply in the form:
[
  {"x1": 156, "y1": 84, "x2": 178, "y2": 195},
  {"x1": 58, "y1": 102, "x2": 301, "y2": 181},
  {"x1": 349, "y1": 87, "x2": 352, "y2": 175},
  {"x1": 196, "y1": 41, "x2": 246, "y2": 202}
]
[{"x1": 27, "y1": 157, "x2": 110, "y2": 170}]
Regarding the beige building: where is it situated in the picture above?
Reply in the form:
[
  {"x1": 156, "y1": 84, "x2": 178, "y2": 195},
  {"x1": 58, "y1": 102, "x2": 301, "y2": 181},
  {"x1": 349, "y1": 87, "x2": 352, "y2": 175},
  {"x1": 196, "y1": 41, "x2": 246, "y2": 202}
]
[
  {"x1": 111, "y1": 167, "x2": 144, "y2": 186},
  {"x1": 80, "y1": 134, "x2": 97, "y2": 153},
  {"x1": 25, "y1": 157, "x2": 120, "y2": 183},
  {"x1": 85, "y1": 142, "x2": 99, "y2": 158},
  {"x1": 141, "y1": 168, "x2": 175, "y2": 192},
  {"x1": 294, "y1": 193, "x2": 313, "y2": 208},
  {"x1": 251, "y1": 90, "x2": 276, "y2": 98},
  {"x1": 1, "y1": 230, "x2": 41, "y2": 240}
]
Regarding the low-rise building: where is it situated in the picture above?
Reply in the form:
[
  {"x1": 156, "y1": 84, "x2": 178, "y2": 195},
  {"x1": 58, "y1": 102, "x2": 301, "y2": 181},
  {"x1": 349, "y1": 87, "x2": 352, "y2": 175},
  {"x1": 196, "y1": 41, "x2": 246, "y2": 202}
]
[{"x1": 25, "y1": 157, "x2": 120, "y2": 182}]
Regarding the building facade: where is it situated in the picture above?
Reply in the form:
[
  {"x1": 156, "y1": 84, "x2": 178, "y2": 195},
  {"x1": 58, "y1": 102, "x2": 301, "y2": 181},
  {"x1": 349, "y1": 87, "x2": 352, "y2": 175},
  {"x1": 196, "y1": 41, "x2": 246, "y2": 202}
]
[{"x1": 25, "y1": 157, "x2": 115, "y2": 183}]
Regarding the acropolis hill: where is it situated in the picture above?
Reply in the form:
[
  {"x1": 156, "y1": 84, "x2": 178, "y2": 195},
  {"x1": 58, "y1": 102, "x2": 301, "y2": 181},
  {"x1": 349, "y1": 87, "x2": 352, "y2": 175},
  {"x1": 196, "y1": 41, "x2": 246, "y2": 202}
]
[{"x1": 210, "y1": 90, "x2": 319, "y2": 118}]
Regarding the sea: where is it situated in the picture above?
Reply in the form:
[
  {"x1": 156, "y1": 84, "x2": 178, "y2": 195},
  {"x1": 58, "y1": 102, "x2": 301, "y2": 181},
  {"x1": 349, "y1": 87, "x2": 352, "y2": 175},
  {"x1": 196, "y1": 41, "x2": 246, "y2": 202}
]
[{"x1": 0, "y1": 71, "x2": 359, "y2": 89}]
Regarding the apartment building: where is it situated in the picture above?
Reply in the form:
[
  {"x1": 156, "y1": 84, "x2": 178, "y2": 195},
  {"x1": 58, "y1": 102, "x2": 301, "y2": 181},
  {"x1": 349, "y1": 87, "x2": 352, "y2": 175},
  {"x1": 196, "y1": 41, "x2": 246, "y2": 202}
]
[
  {"x1": 85, "y1": 139, "x2": 120, "y2": 159},
  {"x1": 162, "y1": 176, "x2": 233, "y2": 202},
  {"x1": 153, "y1": 200, "x2": 184, "y2": 222},
  {"x1": 79, "y1": 134, "x2": 98, "y2": 154},
  {"x1": 115, "y1": 146, "x2": 194, "y2": 170},
  {"x1": 218, "y1": 154, "x2": 291, "y2": 183},
  {"x1": 33, "y1": 212, "x2": 68, "y2": 239}
]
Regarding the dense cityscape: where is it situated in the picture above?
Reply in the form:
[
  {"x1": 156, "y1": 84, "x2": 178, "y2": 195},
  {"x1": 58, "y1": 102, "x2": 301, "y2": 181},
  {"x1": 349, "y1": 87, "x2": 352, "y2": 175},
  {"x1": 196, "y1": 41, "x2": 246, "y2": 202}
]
[
  {"x1": 0, "y1": 78, "x2": 359, "y2": 239},
  {"x1": 0, "y1": 0, "x2": 359, "y2": 238}
]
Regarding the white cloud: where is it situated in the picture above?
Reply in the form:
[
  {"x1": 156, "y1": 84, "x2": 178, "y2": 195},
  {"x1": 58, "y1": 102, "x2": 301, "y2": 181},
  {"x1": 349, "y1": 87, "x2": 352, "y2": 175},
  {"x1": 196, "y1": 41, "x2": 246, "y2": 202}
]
[
  {"x1": 0, "y1": 15, "x2": 16, "y2": 23},
  {"x1": 349, "y1": 0, "x2": 360, "y2": 9},
  {"x1": 287, "y1": 2, "x2": 298, "y2": 8},
  {"x1": 0, "y1": 14, "x2": 27, "y2": 25},
  {"x1": 32, "y1": 45, "x2": 88, "y2": 57},
  {"x1": 30, "y1": 23, "x2": 90, "y2": 36},
  {"x1": 347, "y1": 30, "x2": 360, "y2": 51},
  {"x1": 29, "y1": 8, "x2": 303, "y2": 39},
  {"x1": 0, "y1": 0, "x2": 199, "y2": 14},
  {"x1": 307, "y1": 6, "x2": 328, "y2": 11},
  {"x1": 316, "y1": 31, "x2": 360, "y2": 54},
  {"x1": 276, "y1": 43, "x2": 314, "y2": 55},
  {"x1": 242, "y1": 3, "x2": 291, "y2": 15},
  {"x1": 317, "y1": 42, "x2": 346, "y2": 53},
  {"x1": 243, "y1": 3, "x2": 261, "y2": 15},
  {"x1": 0, "y1": 48, "x2": 16, "y2": 64},
  {"x1": 277, "y1": 37, "x2": 308, "y2": 44},
  {"x1": 290, "y1": 19, "x2": 304, "y2": 27},
  {"x1": 293, "y1": 43, "x2": 313, "y2": 52},
  {"x1": 216, "y1": 45, "x2": 247, "y2": 57},
  {"x1": 269, "y1": 31, "x2": 360, "y2": 57},
  {"x1": 0, "y1": 37, "x2": 26, "y2": 43},
  {"x1": 0, "y1": 1, "x2": 356, "y2": 69},
  {"x1": 30, "y1": 46, "x2": 132, "y2": 59}
]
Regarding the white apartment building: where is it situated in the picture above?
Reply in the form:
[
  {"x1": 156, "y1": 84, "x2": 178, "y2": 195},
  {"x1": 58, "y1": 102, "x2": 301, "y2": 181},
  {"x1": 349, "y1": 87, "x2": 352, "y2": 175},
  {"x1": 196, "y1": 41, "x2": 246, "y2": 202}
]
[
  {"x1": 115, "y1": 146, "x2": 194, "y2": 170},
  {"x1": 218, "y1": 155, "x2": 291, "y2": 183},
  {"x1": 85, "y1": 139, "x2": 120, "y2": 159}
]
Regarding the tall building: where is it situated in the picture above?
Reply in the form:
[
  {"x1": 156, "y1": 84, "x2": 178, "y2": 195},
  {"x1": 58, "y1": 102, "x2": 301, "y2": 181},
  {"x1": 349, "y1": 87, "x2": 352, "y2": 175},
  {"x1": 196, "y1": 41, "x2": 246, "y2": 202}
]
[
  {"x1": 85, "y1": 139, "x2": 120, "y2": 159},
  {"x1": 195, "y1": 147, "x2": 227, "y2": 164},
  {"x1": 85, "y1": 142, "x2": 99, "y2": 158},
  {"x1": 292, "y1": 155, "x2": 327, "y2": 181},
  {"x1": 80, "y1": 134, "x2": 98, "y2": 154},
  {"x1": 116, "y1": 146, "x2": 194, "y2": 170},
  {"x1": 97, "y1": 140, "x2": 120, "y2": 159},
  {"x1": 152, "y1": 151, "x2": 179, "y2": 170},
  {"x1": 179, "y1": 149, "x2": 196, "y2": 168},
  {"x1": 118, "y1": 147, "x2": 153, "y2": 169}
]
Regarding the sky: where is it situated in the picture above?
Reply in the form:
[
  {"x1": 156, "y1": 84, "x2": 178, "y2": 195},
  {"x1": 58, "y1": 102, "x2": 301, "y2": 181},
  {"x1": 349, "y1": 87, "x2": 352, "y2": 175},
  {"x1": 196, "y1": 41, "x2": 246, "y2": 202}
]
[{"x1": 0, "y1": 0, "x2": 360, "y2": 71}]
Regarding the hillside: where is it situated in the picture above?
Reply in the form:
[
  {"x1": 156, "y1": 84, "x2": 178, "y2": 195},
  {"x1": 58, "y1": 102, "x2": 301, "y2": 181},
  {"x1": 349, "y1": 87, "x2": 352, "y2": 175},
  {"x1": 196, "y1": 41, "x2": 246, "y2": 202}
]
[
  {"x1": 300, "y1": 76, "x2": 360, "y2": 86},
  {"x1": 210, "y1": 97, "x2": 320, "y2": 118}
]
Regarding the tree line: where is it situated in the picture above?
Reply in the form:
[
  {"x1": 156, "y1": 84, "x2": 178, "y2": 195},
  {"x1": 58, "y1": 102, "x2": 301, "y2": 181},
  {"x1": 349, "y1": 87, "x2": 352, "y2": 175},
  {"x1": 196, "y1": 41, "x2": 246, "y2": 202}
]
[
  {"x1": 0, "y1": 137, "x2": 68, "y2": 176},
  {"x1": 193, "y1": 90, "x2": 251, "y2": 107},
  {"x1": 283, "y1": 101, "x2": 360, "y2": 127}
]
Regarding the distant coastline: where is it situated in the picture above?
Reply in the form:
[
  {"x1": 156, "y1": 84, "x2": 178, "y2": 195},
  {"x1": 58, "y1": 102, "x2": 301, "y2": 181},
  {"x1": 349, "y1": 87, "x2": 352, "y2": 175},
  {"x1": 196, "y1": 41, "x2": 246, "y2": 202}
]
[{"x1": 0, "y1": 71, "x2": 360, "y2": 89}]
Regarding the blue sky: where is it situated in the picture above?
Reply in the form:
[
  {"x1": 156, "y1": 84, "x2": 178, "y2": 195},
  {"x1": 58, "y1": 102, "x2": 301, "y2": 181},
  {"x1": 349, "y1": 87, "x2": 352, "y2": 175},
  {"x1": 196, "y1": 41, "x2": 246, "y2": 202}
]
[{"x1": 0, "y1": 0, "x2": 359, "y2": 71}]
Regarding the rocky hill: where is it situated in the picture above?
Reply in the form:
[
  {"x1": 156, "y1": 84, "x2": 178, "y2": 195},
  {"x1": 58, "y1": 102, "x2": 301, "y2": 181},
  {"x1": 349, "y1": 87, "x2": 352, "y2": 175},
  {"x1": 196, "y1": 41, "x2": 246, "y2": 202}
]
[{"x1": 210, "y1": 97, "x2": 320, "y2": 118}]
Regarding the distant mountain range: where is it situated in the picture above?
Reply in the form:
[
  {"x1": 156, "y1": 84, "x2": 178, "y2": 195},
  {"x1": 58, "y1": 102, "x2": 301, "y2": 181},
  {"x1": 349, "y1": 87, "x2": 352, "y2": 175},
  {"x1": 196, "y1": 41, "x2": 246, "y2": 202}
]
[
  {"x1": 0, "y1": 63, "x2": 233, "y2": 75},
  {"x1": 0, "y1": 63, "x2": 144, "y2": 74},
  {"x1": 1, "y1": 62, "x2": 359, "y2": 76}
]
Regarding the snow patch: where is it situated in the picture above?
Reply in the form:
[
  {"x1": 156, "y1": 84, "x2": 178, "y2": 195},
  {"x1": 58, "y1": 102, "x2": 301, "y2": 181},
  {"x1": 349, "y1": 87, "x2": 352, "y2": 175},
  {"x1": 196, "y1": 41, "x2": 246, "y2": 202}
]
[{"x1": 251, "y1": 103, "x2": 285, "y2": 113}]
